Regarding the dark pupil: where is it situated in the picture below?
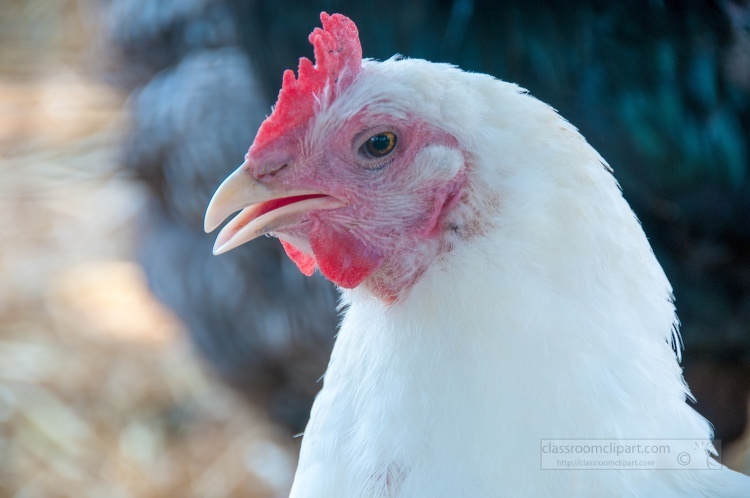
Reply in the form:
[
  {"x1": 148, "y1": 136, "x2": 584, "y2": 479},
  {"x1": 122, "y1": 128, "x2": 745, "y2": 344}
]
[
  {"x1": 364, "y1": 133, "x2": 397, "y2": 158},
  {"x1": 370, "y1": 134, "x2": 391, "y2": 151}
]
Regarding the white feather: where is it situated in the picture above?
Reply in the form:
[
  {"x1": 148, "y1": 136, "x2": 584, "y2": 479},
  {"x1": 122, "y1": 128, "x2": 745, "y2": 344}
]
[{"x1": 290, "y1": 57, "x2": 750, "y2": 497}]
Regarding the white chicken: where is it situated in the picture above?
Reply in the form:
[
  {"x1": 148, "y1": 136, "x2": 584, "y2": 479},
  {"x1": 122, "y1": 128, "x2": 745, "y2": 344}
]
[{"x1": 205, "y1": 12, "x2": 750, "y2": 497}]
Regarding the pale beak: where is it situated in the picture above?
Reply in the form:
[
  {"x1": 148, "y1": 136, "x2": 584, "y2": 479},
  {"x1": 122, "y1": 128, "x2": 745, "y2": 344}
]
[{"x1": 204, "y1": 161, "x2": 345, "y2": 255}]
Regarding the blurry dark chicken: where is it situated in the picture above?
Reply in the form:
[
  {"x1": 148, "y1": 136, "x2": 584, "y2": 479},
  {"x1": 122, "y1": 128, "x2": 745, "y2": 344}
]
[
  {"x1": 100, "y1": 0, "x2": 338, "y2": 433},
  {"x1": 99, "y1": 0, "x2": 750, "y2": 443}
]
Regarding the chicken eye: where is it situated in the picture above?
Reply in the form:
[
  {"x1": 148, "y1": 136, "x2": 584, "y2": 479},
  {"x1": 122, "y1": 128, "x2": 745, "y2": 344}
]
[{"x1": 362, "y1": 132, "x2": 397, "y2": 158}]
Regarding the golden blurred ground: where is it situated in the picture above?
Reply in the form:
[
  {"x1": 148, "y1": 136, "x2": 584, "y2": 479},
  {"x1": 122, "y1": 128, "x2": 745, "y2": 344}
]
[{"x1": 0, "y1": 1, "x2": 294, "y2": 497}]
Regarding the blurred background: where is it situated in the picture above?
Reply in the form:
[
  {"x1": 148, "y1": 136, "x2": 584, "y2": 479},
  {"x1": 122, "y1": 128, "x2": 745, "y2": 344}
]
[{"x1": 1, "y1": 0, "x2": 749, "y2": 496}]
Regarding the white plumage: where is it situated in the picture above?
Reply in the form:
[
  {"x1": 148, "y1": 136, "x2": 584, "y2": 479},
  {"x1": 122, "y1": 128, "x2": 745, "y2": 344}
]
[{"x1": 205, "y1": 13, "x2": 750, "y2": 497}]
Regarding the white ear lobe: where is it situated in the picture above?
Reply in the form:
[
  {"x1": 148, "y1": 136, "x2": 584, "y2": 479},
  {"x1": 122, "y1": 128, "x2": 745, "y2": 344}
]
[{"x1": 413, "y1": 145, "x2": 464, "y2": 181}]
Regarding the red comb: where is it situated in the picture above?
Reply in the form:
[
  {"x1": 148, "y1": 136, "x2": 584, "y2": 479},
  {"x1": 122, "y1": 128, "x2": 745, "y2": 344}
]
[{"x1": 250, "y1": 12, "x2": 362, "y2": 153}]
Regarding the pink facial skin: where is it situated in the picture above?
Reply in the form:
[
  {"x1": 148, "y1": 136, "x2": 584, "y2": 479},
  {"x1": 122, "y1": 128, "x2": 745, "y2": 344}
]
[
  {"x1": 245, "y1": 111, "x2": 467, "y2": 303},
  {"x1": 232, "y1": 13, "x2": 468, "y2": 303}
]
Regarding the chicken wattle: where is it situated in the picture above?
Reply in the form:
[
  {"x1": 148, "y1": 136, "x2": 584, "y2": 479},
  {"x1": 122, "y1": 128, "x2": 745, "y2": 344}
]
[{"x1": 205, "y1": 12, "x2": 750, "y2": 497}]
